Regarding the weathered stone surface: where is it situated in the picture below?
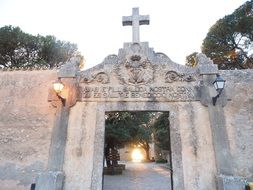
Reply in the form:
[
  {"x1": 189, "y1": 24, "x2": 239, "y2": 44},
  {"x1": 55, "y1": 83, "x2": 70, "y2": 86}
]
[
  {"x1": 35, "y1": 171, "x2": 64, "y2": 190},
  {"x1": 58, "y1": 57, "x2": 81, "y2": 78},
  {"x1": 63, "y1": 102, "x2": 97, "y2": 190},
  {"x1": 217, "y1": 175, "x2": 247, "y2": 190},
  {"x1": 0, "y1": 179, "x2": 27, "y2": 190},
  {"x1": 179, "y1": 102, "x2": 217, "y2": 189},
  {"x1": 47, "y1": 105, "x2": 70, "y2": 171},
  {"x1": 196, "y1": 53, "x2": 218, "y2": 75},
  {"x1": 221, "y1": 70, "x2": 253, "y2": 181},
  {"x1": 0, "y1": 70, "x2": 57, "y2": 189},
  {"x1": 0, "y1": 162, "x2": 44, "y2": 186}
]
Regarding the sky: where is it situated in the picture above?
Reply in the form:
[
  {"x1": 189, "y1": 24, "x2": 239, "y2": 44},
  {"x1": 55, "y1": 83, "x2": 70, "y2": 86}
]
[{"x1": 0, "y1": 0, "x2": 248, "y2": 69}]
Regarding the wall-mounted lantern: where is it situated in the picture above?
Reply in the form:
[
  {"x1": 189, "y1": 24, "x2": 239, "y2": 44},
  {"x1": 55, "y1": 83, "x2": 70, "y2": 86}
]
[
  {"x1": 52, "y1": 78, "x2": 66, "y2": 105},
  {"x1": 53, "y1": 79, "x2": 64, "y2": 94},
  {"x1": 212, "y1": 74, "x2": 226, "y2": 106}
]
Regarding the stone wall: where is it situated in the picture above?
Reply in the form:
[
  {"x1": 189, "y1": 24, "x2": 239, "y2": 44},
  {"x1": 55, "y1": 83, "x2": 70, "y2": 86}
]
[
  {"x1": 0, "y1": 66, "x2": 252, "y2": 190},
  {"x1": 221, "y1": 70, "x2": 253, "y2": 181},
  {"x1": 0, "y1": 70, "x2": 57, "y2": 189}
]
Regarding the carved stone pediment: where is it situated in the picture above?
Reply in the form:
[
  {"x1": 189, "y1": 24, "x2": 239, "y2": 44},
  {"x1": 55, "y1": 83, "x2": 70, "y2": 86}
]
[
  {"x1": 64, "y1": 42, "x2": 203, "y2": 102},
  {"x1": 114, "y1": 54, "x2": 154, "y2": 85},
  {"x1": 76, "y1": 43, "x2": 200, "y2": 87}
]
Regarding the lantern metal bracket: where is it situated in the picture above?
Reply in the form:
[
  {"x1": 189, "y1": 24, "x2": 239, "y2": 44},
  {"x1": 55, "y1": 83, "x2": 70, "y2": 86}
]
[{"x1": 212, "y1": 89, "x2": 223, "y2": 106}]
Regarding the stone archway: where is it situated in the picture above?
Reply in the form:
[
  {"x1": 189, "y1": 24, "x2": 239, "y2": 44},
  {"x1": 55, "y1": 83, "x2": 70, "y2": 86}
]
[
  {"x1": 94, "y1": 102, "x2": 182, "y2": 189},
  {"x1": 34, "y1": 39, "x2": 232, "y2": 190},
  {"x1": 63, "y1": 102, "x2": 183, "y2": 189},
  {"x1": 58, "y1": 41, "x2": 222, "y2": 190}
]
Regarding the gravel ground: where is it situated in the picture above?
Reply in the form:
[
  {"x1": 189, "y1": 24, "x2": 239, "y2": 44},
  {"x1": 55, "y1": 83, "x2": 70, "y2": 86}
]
[{"x1": 103, "y1": 161, "x2": 172, "y2": 190}]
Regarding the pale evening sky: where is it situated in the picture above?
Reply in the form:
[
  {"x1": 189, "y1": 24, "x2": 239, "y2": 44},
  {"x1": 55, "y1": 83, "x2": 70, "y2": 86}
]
[{"x1": 0, "y1": 0, "x2": 248, "y2": 69}]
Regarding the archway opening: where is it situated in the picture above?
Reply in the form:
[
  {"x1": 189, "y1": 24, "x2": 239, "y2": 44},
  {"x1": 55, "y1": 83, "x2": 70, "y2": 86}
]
[{"x1": 103, "y1": 111, "x2": 172, "y2": 190}]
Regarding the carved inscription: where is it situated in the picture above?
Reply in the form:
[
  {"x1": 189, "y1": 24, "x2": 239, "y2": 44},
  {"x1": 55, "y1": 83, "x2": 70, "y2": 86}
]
[{"x1": 78, "y1": 85, "x2": 196, "y2": 101}]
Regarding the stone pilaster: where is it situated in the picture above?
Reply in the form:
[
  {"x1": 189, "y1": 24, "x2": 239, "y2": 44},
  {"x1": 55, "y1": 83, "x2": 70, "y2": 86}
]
[{"x1": 197, "y1": 54, "x2": 247, "y2": 190}]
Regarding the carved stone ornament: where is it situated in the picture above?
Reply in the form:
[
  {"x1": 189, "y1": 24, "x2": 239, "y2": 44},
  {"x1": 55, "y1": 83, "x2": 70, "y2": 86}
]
[
  {"x1": 79, "y1": 72, "x2": 109, "y2": 84},
  {"x1": 165, "y1": 71, "x2": 196, "y2": 83},
  {"x1": 114, "y1": 54, "x2": 154, "y2": 85}
]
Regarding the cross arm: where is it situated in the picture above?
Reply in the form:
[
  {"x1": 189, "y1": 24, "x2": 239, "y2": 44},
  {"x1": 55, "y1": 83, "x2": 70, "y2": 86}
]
[
  {"x1": 139, "y1": 15, "x2": 150, "y2": 25},
  {"x1": 122, "y1": 16, "x2": 133, "y2": 26}
]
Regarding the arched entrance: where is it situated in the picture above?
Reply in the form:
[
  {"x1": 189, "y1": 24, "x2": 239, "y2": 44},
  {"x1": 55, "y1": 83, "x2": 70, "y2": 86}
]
[
  {"x1": 64, "y1": 102, "x2": 183, "y2": 190},
  {"x1": 38, "y1": 42, "x2": 224, "y2": 190}
]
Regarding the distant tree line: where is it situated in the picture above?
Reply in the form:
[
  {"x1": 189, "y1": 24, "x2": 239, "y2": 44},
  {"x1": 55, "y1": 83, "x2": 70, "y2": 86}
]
[
  {"x1": 186, "y1": 0, "x2": 253, "y2": 69},
  {"x1": 0, "y1": 25, "x2": 82, "y2": 69}
]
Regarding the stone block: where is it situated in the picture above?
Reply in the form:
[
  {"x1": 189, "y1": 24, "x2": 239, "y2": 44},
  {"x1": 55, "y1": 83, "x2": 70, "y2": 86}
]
[
  {"x1": 35, "y1": 171, "x2": 64, "y2": 190},
  {"x1": 58, "y1": 57, "x2": 81, "y2": 78},
  {"x1": 196, "y1": 53, "x2": 218, "y2": 75},
  {"x1": 198, "y1": 64, "x2": 218, "y2": 75},
  {"x1": 118, "y1": 164, "x2": 126, "y2": 170},
  {"x1": 217, "y1": 175, "x2": 247, "y2": 190},
  {"x1": 103, "y1": 167, "x2": 123, "y2": 175}
]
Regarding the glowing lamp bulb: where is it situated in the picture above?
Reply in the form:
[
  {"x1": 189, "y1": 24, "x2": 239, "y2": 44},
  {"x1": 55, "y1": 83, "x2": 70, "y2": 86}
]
[{"x1": 53, "y1": 79, "x2": 64, "y2": 93}]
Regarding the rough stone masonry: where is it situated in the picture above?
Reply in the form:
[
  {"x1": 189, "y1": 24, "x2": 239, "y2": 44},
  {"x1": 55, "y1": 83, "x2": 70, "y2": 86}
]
[{"x1": 0, "y1": 7, "x2": 252, "y2": 190}]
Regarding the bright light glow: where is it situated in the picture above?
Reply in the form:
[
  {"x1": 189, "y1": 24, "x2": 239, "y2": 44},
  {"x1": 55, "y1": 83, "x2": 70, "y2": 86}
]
[
  {"x1": 131, "y1": 148, "x2": 144, "y2": 162},
  {"x1": 53, "y1": 81, "x2": 64, "y2": 93}
]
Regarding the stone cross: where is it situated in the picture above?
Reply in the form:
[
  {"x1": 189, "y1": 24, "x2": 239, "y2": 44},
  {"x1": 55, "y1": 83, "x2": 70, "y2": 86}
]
[{"x1": 122, "y1": 7, "x2": 150, "y2": 43}]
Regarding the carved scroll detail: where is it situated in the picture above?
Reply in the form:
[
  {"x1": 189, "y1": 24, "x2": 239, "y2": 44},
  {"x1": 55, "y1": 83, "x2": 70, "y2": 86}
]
[
  {"x1": 165, "y1": 71, "x2": 196, "y2": 83},
  {"x1": 79, "y1": 72, "x2": 109, "y2": 84}
]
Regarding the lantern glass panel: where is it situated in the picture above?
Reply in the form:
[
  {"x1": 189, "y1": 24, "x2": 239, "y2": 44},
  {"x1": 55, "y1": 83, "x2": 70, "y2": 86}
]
[
  {"x1": 53, "y1": 82, "x2": 64, "y2": 93},
  {"x1": 217, "y1": 81, "x2": 225, "y2": 89}
]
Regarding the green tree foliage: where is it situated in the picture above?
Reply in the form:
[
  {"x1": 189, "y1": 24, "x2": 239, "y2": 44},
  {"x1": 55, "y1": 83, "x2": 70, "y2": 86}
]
[
  {"x1": 0, "y1": 25, "x2": 80, "y2": 68},
  {"x1": 185, "y1": 52, "x2": 198, "y2": 67},
  {"x1": 105, "y1": 112, "x2": 132, "y2": 148},
  {"x1": 105, "y1": 112, "x2": 152, "y2": 160},
  {"x1": 38, "y1": 35, "x2": 79, "y2": 68},
  {"x1": 201, "y1": 0, "x2": 253, "y2": 69},
  {"x1": 152, "y1": 112, "x2": 170, "y2": 151},
  {"x1": 105, "y1": 112, "x2": 172, "y2": 161}
]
